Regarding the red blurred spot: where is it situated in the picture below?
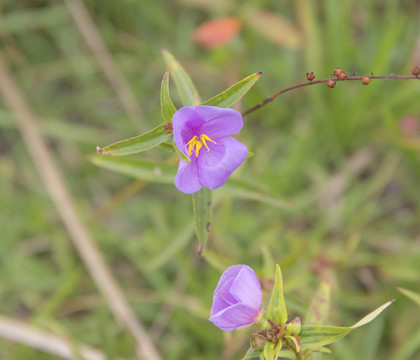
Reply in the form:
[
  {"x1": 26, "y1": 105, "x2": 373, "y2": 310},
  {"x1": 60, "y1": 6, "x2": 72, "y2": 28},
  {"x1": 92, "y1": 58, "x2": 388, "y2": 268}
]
[
  {"x1": 400, "y1": 117, "x2": 419, "y2": 135},
  {"x1": 193, "y1": 17, "x2": 242, "y2": 49}
]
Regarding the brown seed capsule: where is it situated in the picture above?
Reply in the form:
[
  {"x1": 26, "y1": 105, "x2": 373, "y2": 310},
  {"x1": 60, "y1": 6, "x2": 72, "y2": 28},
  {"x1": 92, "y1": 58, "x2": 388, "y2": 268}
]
[
  {"x1": 333, "y1": 68, "x2": 343, "y2": 77},
  {"x1": 361, "y1": 76, "x2": 370, "y2": 85},
  {"x1": 327, "y1": 79, "x2": 336, "y2": 88},
  {"x1": 306, "y1": 72, "x2": 315, "y2": 81},
  {"x1": 412, "y1": 66, "x2": 420, "y2": 77},
  {"x1": 338, "y1": 72, "x2": 347, "y2": 81}
]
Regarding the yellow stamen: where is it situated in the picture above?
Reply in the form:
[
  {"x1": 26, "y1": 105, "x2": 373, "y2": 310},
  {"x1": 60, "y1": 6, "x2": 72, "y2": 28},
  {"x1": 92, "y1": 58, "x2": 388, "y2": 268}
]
[{"x1": 186, "y1": 134, "x2": 216, "y2": 157}]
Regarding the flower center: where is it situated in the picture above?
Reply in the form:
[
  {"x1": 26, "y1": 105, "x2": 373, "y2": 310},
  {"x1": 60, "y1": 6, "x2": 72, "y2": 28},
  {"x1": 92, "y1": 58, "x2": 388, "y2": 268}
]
[{"x1": 186, "y1": 134, "x2": 216, "y2": 157}]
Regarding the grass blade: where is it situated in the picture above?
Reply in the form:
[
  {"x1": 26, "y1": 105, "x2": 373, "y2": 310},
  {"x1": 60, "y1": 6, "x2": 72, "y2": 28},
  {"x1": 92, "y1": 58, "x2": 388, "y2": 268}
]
[{"x1": 202, "y1": 71, "x2": 262, "y2": 108}]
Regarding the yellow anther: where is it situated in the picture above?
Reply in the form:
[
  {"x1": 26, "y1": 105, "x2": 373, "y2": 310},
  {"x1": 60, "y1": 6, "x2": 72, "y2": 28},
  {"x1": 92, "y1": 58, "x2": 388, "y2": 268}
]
[{"x1": 186, "y1": 134, "x2": 216, "y2": 157}]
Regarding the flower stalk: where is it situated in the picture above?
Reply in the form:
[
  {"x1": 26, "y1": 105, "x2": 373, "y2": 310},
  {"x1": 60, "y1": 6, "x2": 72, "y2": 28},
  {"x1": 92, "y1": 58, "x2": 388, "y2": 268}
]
[{"x1": 242, "y1": 70, "x2": 420, "y2": 117}]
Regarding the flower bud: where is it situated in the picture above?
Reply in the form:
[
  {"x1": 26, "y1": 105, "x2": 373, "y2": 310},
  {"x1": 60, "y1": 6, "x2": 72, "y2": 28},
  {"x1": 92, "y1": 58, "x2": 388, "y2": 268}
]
[
  {"x1": 327, "y1": 79, "x2": 336, "y2": 88},
  {"x1": 209, "y1": 265, "x2": 262, "y2": 331},
  {"x1": 306, "y1": 72, "x2": 315, "y2": 81},
  {"x1": 250, "y1": 334, "x2": 267, "y2": 350},
  {"x1": 412, "y1": 66, "x2": 420, "y2": 77},
  {"x1": 333, "y1": 68, "x2": 343, "y2": 77},
  {"x1": 362, "y1": 76, "x2": 370, "y2": 85},
  {"x1": 338, "y1": 72, "x2": 347, "y2": 80}
]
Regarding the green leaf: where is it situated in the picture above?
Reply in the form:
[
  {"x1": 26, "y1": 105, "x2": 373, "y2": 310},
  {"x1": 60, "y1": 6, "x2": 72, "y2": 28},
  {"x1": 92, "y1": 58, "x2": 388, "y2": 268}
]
[
  {"x1": 91, "y1": 155, "x2": 289, "y2": 208},
  {"x1": 242, "y1": 347, "x2": 295, "y2": 360},
  {"x1": 267, "y1": 265, "x2": 288, "y2": 325},
  {"x1": 202, "y1": 71, "x2": 262, "y2": 108},
  {"x1": 263, "y1": 341, "x2": 282, "y2": 360},
  {"x1": 192, "y1": 187, "x2": 212, "y2": 252},
  {"x1": 162, "y1": 49, "x2": 200, "y2": 106},
  {"x1": 160, "y1": 69, "x2": 177, "y2": 122},
  {"x1": 300, "y1": 300, "x2": 394, "y2": 351},
  {"x1": 222, "y1": 179, "x2": 289, "y2": 209},
  {"x1": 96, "y1": 124, "x2": 170, "y2": 156},
  {"x1": 90, "y1": 155, "x2": 175, "y2": 184},
  {"x1": 242, "y1": 347, "x2": 262, "y2": 360},
  {"x1": 397, "y1": 287, "x2": 420, "y2": 307}
]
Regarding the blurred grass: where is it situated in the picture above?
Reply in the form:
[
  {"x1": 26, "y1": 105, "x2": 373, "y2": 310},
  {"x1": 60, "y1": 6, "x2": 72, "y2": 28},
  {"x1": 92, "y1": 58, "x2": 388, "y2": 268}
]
[{"x1": 0, "y1": 0, "x2": 420, "y2": 359}]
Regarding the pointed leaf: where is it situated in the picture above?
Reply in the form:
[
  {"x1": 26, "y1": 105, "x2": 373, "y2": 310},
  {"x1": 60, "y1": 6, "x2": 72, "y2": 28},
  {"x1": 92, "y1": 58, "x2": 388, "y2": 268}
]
[
  {"x1": 160, "y1": 69, "x2": 177, "y2": 122},
  {"x1": 300, "y1": 325, "x2": 353, "y2": 350},
  {"x1": 350, "y1": 300, "x2": 395, "y2": 328},
  {"x1": 267, "y1": 265, "x2": 288, "y2": 325},
  {"x1": 90, "y1": 155, "x2": 175, "y2": 184},
  {"x1": 397, "y1": 287, "x2": 420, "y2": 306},
  {"x1": 192, "y1": 187, "x2": 212, "y2": 252},
  {"x1": 96, "y1": 124, "x2": 170, "y2": 156},
  {"x1": 300, "y1": 300, "x2": 394, "y2": 351},
  {"x1": 202, "y1": 71, "x2": 262, "y2": 108},
  {"x1": 162, "y1": 49, "x2": 200, "y2": 106},
  {"x1": 263, "y1": 341, "x2": 282, "y2": 360}
]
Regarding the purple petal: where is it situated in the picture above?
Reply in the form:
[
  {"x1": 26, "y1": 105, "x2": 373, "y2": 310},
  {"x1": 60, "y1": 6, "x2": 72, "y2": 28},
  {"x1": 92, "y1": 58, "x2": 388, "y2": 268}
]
[
  {"x1": 196, "y1": 106, "x2": 244, "y2": 138},
  {"x1": 172, "y1": 107, "x2": 205, "y2": 154},
  {"x1": 209, "y1": 303, "x2": 259, "y2": 331},
  {"x1": 198, "y1": 137, "x2": 247, "y2": 190},
  {"x1": 230, "y1": 266, "x2": 262, "y2": 311},
  {"x1": 213, "y1": 265, "x2": 245, "y2": 293},
  {"x1": 174, "y1": 158, "x2": 202, "y2": 194},
  {"x1": 210, "y1": 277, "x2": 238, "y2": 316}
]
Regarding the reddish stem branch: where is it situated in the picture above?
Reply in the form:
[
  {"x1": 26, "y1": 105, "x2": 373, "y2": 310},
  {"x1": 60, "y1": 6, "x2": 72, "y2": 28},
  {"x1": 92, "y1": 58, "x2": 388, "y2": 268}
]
[{"x1": 242, "y1": 73, "x2": 420, "y2": 117}]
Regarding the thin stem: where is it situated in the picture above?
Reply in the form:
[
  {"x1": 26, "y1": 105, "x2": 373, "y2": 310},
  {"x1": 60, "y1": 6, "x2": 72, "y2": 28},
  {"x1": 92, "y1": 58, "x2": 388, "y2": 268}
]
[{"x1": 242, "y1": 73, "x2": 420, "y2": 117}]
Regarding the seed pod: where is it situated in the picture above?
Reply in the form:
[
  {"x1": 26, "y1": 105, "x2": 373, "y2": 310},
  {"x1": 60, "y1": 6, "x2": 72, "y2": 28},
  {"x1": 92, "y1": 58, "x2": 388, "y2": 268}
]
[
  {"x1": 361, "y1": 76, "x2": 370, "y2": 85},
  {"x1": 338, "y1": 72, "x2": 347, "y2": 80},
  {"x1": 306, "y1": 72, "x2": 315, "y2": 81},
  {"x1": 327, "y1": 79, "x2": 336, "y2": 88}
]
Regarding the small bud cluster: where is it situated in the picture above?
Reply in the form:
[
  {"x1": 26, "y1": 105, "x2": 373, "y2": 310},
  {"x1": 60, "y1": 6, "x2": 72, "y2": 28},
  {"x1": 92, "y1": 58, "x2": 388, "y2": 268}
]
[{"x1": 413, "y1": 66, "x2": 420, "y2": 77}]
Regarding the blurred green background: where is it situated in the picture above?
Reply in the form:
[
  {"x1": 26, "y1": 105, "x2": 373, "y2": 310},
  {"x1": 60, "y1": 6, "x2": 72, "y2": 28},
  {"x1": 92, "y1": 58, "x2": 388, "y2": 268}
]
[{"x1": 1, "y1": 0, "x2": 420, "y2": 359}]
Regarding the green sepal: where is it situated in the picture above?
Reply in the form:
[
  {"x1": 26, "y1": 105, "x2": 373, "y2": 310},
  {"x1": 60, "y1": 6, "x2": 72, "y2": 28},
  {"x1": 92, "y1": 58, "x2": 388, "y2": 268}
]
[
  {"x1": 202, "y1": 71, "x2": 262, "y2": 108},
  {"x1": 285, "y1": 335, "x2": 301, "y2": 353},
  {"x1": 267, "y1": 265, "x2": 288, "y2": 325},
  {"x1": 242, "y1": 347, "x2": 262, "y2": 359},
  {"x1": 162, "y1": 49, "x2": 200, "y2": 106},
  {"x1": 192, "y1": 187, "x2": 212, "y2": 252},
  {"x1": 96, "y1": 124, "x2": 170, "y2": 156},
  {"x1": 285, "y1": 317, "x2": 301, "y2": 336},
  {"x1": 300, "y1": 300, "x2": 394, "y2": 351},
  {"x1": 160, "y1": 69, "x2": 177, "y2": 122},
  {"x1": 263, "y1": 340, "x2": 282, "y2": 360},
  {"x1": 242, "y1": 347, "x2": 295, "y2": 360}
]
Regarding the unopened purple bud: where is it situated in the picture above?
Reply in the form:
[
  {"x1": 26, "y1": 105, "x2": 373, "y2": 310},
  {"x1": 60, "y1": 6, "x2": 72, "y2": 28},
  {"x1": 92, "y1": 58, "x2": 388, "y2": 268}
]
[{"x1": 209, "y1": 265, "x2": 262, "y2": 331}]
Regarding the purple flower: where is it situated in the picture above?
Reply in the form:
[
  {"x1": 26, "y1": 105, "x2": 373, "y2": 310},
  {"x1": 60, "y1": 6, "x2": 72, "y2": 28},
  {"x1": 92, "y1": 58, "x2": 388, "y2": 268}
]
[
  {"x1": 172, "y1": 105, "x2": 248, "y2": 194},
  {"x1": 209, "y1": 265, "x2": 262, "y2": 331}
]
